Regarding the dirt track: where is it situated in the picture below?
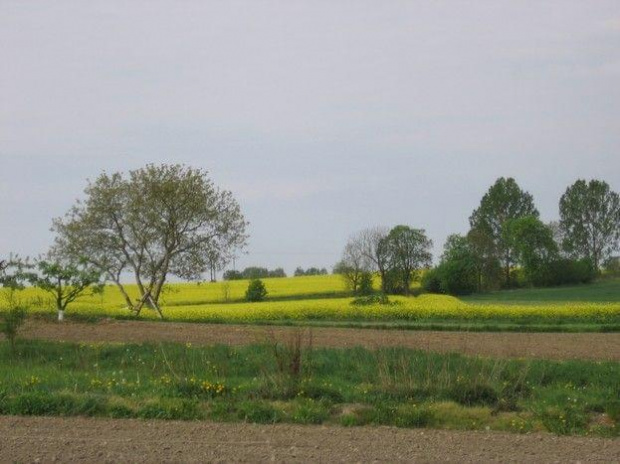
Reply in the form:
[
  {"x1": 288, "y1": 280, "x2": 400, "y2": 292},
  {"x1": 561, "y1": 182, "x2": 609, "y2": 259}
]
[
  {"x1": 16, "y1": 319, "x2": 620, "y2": 360},
  {"x1": 1, "y1": 415, "x2": 619, "y2": 463}
]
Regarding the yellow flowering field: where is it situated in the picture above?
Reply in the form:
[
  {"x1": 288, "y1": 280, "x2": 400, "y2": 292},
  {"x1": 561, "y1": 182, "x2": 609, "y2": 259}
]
[
  {"x1": 8, "y1": 292, "x2": 619, "y2": 324},
  {"x1": 2, "y1": 274, "x2": 619, "y2": 325}
]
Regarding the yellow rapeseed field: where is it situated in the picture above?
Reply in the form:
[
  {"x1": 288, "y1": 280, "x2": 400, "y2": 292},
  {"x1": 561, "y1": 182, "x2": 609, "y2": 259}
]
[{"x1": 2, "y1": 275, "x2": 619, "y2": 324}]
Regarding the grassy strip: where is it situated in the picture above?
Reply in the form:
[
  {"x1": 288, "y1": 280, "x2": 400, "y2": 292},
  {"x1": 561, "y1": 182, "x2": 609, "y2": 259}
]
[
  {"x1": 463, "y1": 278, "x2": 620, "y2": 304},
  {"x1": 1, "y1": 339, "x2": 618, "y2": 437},
  {"x1": 35, "y1": 311, "x2": 620, "y2": 333}
]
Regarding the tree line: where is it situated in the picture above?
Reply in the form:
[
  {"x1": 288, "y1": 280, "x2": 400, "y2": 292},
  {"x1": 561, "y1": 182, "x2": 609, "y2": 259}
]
[
  {"x1": 335, "y1": 177, "x2": 620, "y2": 296},
  {"x1": 2, "y1": 166, "x2": 619, "y2": 323},
  {"x1": 1, "y1": 164, "x2": 248, "y2": 320},
  {"x1": 222, "y1": 266, "x2": 329, "y2": 280}
]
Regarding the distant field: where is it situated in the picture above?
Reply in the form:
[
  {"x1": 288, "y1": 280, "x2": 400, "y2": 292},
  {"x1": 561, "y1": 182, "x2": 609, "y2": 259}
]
[
  {"x1": 463, "y1": 278, "x2": 620, "y2": 304},
  {"x1": 3, "y1": 275, "x2": 620, "y2": 330},
  {"x1": 9, "y1": 274, "x2": 347, "y2": 309}
]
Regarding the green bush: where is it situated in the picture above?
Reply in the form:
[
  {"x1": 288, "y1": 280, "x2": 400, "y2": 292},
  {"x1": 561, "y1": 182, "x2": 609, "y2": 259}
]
[
  {"x1": 245, "y1": 279, "x2": 268, "y2": 302},
  {"x1": 421, "y1": 268, "x2": 442, "y2": 294},
  {"x1": 1, "y1": 304, "x2": 27, "y2": 352},
  {"x1": 437, "y1": 260, "x2": 478, "y2": 296},
  {"x1": 357, "y1": 272, "x2": 374, "y2": 296},
  {"x1": 536, "y1": 258, "x2": 596, "y2": 287}
]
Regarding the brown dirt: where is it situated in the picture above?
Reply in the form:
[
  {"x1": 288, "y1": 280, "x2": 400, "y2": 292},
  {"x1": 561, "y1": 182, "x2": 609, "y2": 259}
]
[
  {"x1": 16, "y1": 319, "x2": 620, "y2": 360},
  {"x1": 1, "y1": 415, "x2": 619, "y2": 463}
]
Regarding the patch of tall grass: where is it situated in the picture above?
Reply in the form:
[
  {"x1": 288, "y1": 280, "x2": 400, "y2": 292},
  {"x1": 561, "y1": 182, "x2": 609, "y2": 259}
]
[{"x1": 0, "y1": 339, "x2": 617, "y2": 436}]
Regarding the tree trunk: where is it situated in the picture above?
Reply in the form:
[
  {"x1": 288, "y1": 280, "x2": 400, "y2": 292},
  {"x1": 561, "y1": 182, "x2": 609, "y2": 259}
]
[
  {"x1": 109, "y1": 276, "x2": 134, "y2": 310},
  {"x1": 58, "y1": 310, "x2": 64, "y2": 322}
]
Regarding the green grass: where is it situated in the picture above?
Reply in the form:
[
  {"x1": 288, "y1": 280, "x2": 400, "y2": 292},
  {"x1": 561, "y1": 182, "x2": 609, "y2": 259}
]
[
  {"x1": 1, "y1": 339, "x2": 618, "y2": 436},
  {"x1": 463, "y1": 279, "x2": 620, "y2": 304}
]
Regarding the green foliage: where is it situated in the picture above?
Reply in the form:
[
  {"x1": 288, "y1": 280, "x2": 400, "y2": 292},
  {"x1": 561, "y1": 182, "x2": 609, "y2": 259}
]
[
  {"x1": 0, "y1": 284, "x2": 27, "y2": 352},
  {"x1": 291, "y1": 399, "x2": 331, "y2": 424},
  {"x1": 421, "y1": 268, "x2": 442, "y2": 294},
  {"x1": 3, "y1": 392, "x2": 108, "y2": 417},
  {"x1": 52, "y1": 164, "x2": 248, "y2": 316},
  {"x1": 1, "y1": 340, "x2": 619, "y2": 435},
  {"x1": 504, "y1": 216, "x2": 559, "y2": 286},
  {"x1": 378, "y1": 225, "x2": 433, "y2": 295},
  {"x1": 27, "y1": 257, "x2": 103, "y2": 316},
  {"x1": 223, "y1": 270, "x2": 243, "y2": 280},
  {"x1": 423, "y1": 235, "x2": 478, "y2": 296},
  {"x1": 538, "y1": 405, "x2": 589, "y2": 435},
  {"x1": 294, "y1": 267, "x2": 329, "y2": 277},
  {"x1": 604, "y1": 257, "x2": 620, "y2": 276},
  {"x1": 138, "y1": 399, "x2": 202, "y2": 420},
  {"x1": 357, "y1": 272, "x2": 374, "y2": 295},
  {"x1": 245, "y1": 279, "x2": 268, "y2": 302},
  {"x1": 466, "y1": 228, "x2": 503, "y2": 291},
  {"x1": 560, "y1": 179, "x2": 620, "y2": 271},
  {"x1": 1, "y1": 304, "x2": 26, "y2": 352},
  {"x1": 226, "y1": 267, "x2": 287, "y2": 280},
  {"x1": 469, "y1": 177, "x2": 539, "y2": 288}
]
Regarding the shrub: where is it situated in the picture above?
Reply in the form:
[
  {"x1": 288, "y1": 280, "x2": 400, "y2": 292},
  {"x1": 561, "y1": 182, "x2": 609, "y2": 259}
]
[
  {"x1": 357, "y1": 272, "x2": 374, "y2": 296},
  {"x1": 245, "y1": 279, "x2": 267, "y2": 302},
  {"x1": 1, "y1": 304, "x2": 26, "y2": 353},
  {"x1": 421, "y1": 268, "x2": 442, "y2": 294},
  {"x1": 438, "y1": 261, "x2": 478, "y2": 296},
  {"x1": 542, "y1": 258, "x2": 596, "y2": 286}
]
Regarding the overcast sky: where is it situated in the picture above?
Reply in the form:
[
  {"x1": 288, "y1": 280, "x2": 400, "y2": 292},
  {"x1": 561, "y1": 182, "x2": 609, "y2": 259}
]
[{"x1": 1, "y1": 1, "x2": 619, "y2": 275}]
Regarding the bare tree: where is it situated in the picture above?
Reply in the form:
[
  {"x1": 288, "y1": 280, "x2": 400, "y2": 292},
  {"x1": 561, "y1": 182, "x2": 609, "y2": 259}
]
[
  {"x1": 334, "y1": 234, "x2": 374, "y2": 292},
  {"x1": 357, "y1": 226, "x2": 390, "y2": 292}
]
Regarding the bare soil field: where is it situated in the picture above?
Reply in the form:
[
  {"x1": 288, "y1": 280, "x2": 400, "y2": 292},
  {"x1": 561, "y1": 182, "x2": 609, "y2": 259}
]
[
  {"x1": 15, "y1": 319, "x2": 620, "y2": 360},
  {"x1": 1, "y1": 415, "x2": 619, "y2": 463}
]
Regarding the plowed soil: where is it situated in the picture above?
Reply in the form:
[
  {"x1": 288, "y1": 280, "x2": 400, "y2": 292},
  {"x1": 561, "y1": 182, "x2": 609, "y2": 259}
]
[
  {"x1": 1, "y1": 415, "x2": 619, "y2": 463},
  {"x1": 16, "y1": 319, "x2": 620, "y2": 360}
]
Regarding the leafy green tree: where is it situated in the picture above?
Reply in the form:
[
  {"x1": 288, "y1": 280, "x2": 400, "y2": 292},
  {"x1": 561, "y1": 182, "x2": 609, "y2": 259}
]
[
  {"x1": 242, "y1": 267, "x2": 270, "y2": 279},
  {"x1": 26, "y1": 255, "x2": 103, "y2": 321},
  {"x1": 268, "y1": 268, "x2": 287, "y2": 278},
  {"x1": 52, "y1": 164, "x2": 248, "y2": 318},
  {"x1": 504, "y1": 216, "x2": 558, "y2": 286},
  {"x1": 466, "y1": 227, "x2": 502, "y2": 291},
  {"x1": 293, "y1": 267, "x2": 305, "y2": 277},
  {"x1": 245, "y1": 279, "x2": 268, "y2": 302},
  {"x1": 0, "y1": 257, "x2": 28, "y2": 353},
  {"x1": 357, "y1": 272, "x2": 374, "y2": 295},
  {"x1": 469, "y1": 177, "x2": 539, "y2": 287},
  {"x1": 223, "y1": 270, "x2": 243, "y2": 280},
  {"x1": 559, "y1": 179, "x2": 620, "y2": 271},
  {"x1": 435, "y1": 234, "x2": 479, "y2": 295},
  {"x1": 378, "y1": 225, "x2": 432, "y2": 295}
]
